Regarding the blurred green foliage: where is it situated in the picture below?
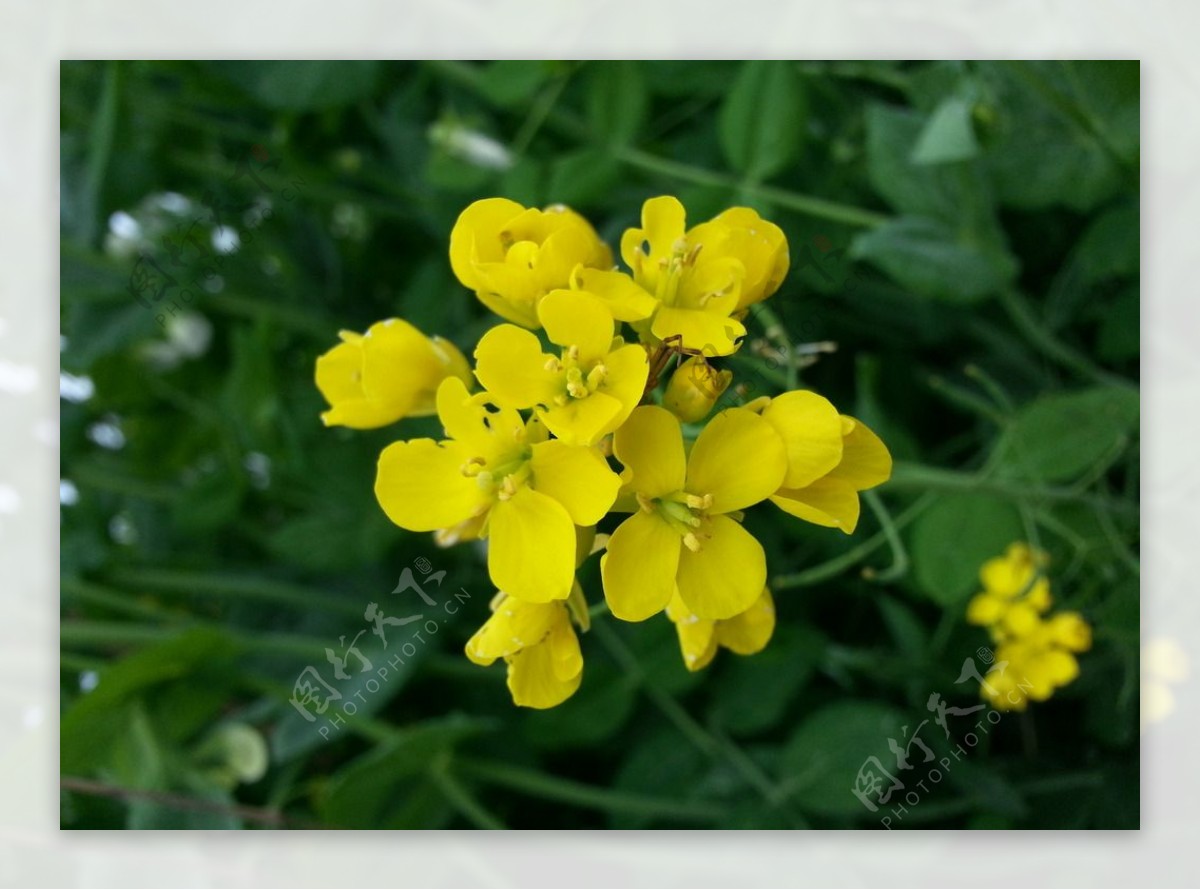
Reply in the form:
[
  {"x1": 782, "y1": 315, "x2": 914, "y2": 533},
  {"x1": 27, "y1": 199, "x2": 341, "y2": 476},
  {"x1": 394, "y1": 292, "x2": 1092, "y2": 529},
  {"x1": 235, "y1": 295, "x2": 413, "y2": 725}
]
[{"x1": 60, "y1": 60, "x2": 1139, "y2": 829}]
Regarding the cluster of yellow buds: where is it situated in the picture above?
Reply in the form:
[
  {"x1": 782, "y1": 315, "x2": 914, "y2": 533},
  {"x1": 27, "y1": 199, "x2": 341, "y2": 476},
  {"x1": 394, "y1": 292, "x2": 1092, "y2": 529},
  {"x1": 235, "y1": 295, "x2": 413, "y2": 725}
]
[
  {"x1": 966, "y1": 543, "x2": 1092, "y2": 711},
  {"x1": 316, "y1": 196, "x2": 892, "y2": 708}
]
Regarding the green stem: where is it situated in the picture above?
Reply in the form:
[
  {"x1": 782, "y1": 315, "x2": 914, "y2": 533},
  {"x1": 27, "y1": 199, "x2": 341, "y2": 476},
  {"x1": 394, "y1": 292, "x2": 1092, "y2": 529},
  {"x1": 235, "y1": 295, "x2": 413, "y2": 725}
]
[
  {"x1": 926, "y1": 374, "x2": 1007, "y2": 426},
  {"x1": 430, "y1": 760, "x2": 506, "y2": 830},
  {"x1": 106, "y1": 567, "x2": 365, "y2": 619},
  {"x1": 860, "y1": 490, "x2": 909, "y2": 583},
  {"x1": 751, "y1": 303, "x2": 798, "y2": 391},
  {"x1": 456, "y1": 758, "x2": 724, "y2": 822},
  {"x1": 591, "y1": 621, "x2": 805, "y2": 827},
  {"x1": 772, "y1": 493, "x2": 936, "y2": 589},
  {"x1": 998, "y1": 289, "x2": 1136, "y2": 392},
  {"x1": 887, "y1": 462, "x2": 1137, "y2": 517},
  {"x1": 614, "y1": 146, "x2": 889, "y2": 229}
]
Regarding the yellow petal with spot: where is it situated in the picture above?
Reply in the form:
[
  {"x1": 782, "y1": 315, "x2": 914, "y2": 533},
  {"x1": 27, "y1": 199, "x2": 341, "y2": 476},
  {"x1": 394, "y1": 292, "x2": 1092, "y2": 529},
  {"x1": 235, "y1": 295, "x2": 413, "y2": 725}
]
[
  {"x1": 761, "y1": 391, "x2": 844, "y2": 489},
  {"x1": 486, "y1": 487, "x2": 576, "y2": 603},
  {"x1": 601, "y1": 510, "x2": 680, "y2": 621},
  {"x1": 506, "y1": 621, "x2": 583, "y2": 708},
  {"x1": 529, "y1": 439, "x2": 620, "y2": 526},
  {"x1": 715, "y1": 588, "x2": 776, "y2": 655},
  {"x1": 612, "y1": 405, "x2": 686, "y2": 499},
  {"x1": 473, "y1": 324, "x2": 560, "y2": 409},
  {"x1": 686, "y1": 408, "x2": 786, "y2": 513},
  {"x1": 375, "y1": 439, "x2": 487, "y2": 532},
  {"x1": 537, "y1": 289, "x2": 615, "y2": 364},
  {"x1": 827, "y1": 415, "x2": 892, "y2": 490},
  {"x1": 666, "y1": 590, "x2": 717, "y2": 672},
  {"x1": 465, "y1": 597, "x2": 560, "y2": 665},
  {"x1": 770, "y1": 477, "x2": 861, "y2": 533},
  {"x1": 676, "y1": 514, "x2": 766, "y2": 620}
]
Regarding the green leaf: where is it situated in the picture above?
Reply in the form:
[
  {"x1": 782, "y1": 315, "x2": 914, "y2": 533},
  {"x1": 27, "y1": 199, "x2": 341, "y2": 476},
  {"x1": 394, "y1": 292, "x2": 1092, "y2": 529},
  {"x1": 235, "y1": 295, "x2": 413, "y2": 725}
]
[
  {"x1": 997, "y1": 387, "x2": 1139, "y2": 483},
  {"x1": 710, "y1": 624, "x2": 821, "y2": 736},
  {"x1": 318, "y1": 716, "x2": 491, "y2": 828},
  {"x1": 718, "y1": 61, "x2": 805, "y2": 181},
  {"x1": 781, "y1": 701, "x2": 908, "y2": 818},
  {"x1": 546, "y1": 149, "x2": 621, "y2": 208},
  {"x1": 212, "y1": 61, "x2": 382, "y2": 110},
  {"x1": 586, "y1": 61, "x2": 647, "y2": 147},
  {"x1": 976, "y1": 61, "x2": 1136, "y2": 211},
  {"x1": 476, "y1": 61, "x2": 553, "y2": 108},
  {"x1": 910, "y1": 493, "x2": 1025, "y2": 606},
  {"x1": 850, "y1": 215, "x2": 1016, "y2": 302},
  {"x1": 911, "y1": 97, "x2": 980, "y2": 165}
]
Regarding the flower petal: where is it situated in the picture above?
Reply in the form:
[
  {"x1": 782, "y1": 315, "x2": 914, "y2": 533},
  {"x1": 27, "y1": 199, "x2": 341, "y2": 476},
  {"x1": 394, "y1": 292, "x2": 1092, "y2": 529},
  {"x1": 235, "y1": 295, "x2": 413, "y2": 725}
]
[
  {"x1": 596, "y1": 343, "x2": 650, "y2": 431},
  {"x1": 666, "y1": 589, "x2": 717, "y2": 672},
  {"x1": 676, "y1": 514, "x2": 767, "y2": 620},
  {"x1": 375, "y1": 439, "x2": 486, "y2": 532},
  {"x1": 465, "y1": 598, "x2": 560, "y2": 665},
  {"x1": 600, "y1": 510, "x2": 680, "y2": 621},
  {"x1": 761, "y1": 391, "x2": 845, "y2": 489},
  {"x1": 530, "y1": 439, "x2": 620, "y2": 525},
  {"x1": 449, "y1": 197, "x2": 525, "y2": 290},
  {"x1": 651, "y1": 305, "x2": 745, "y2": 356},
  {"x1": 506, "y1": 623, "x2": 583, "y2": 708},
  {"x1": 715, "y1": 587, "x2": 776, "y2": 655},
  {"x1": 770, "y1": 478, "x2": 861, "y2": 533},
  {"x1": 572, "y1": 268, "x2": 658, "y2": 322},
  {"x1": 537, "y1": 289, "x2": 614, "y2": 364},
  {"x1": 826, "y1": 416, "x2": 892, "y2": 490},
  {"x1": 612, "y1": 405, "x2": 686, "y2": 499},
  {"x1": 487, "y1": 487, "x2": 576, "y2": 602},
  {"x1": 538, "y1": 390, "x2": 623, "y2": 446},
  {"x1": 474, "y1": 323, "x2": 560, "y2": 409},
  {"x1": 686, "y1": 408, "x2": 787, "y2": 513}
]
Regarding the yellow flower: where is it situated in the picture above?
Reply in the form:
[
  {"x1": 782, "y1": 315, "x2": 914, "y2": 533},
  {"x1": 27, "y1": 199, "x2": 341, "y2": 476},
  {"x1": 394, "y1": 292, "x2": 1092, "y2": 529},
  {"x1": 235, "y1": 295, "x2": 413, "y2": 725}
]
[
  {"x1": 982, "y1": 611, "x2": 1092, "y2": 711},
  {"x1": 473, "y1": 290, "x2": 649, "y2": 446},
  {"x1": 375, "y1": 377, "x2": 620, "y2": 602},
  {"x1": 601, "y1": 405, "x2": 786, "y2": 622},
  {"x1": 465, "y1": 595, "x2": 582, "y2": 708},
  {"x1": 449, "y1": 198, "x2": 612, "y2": 328},
  {"x1": 758, "y1": 394, "x2": 892, "y2": 533},
  {"x1": 662, "y1": 356, "x2": 732, "y2": 423},
  {"x1": 666, "y1": 587, "x2": 775, "y2": 671},
  {"x1": 314, "y1": 319, "x2": 471, "y2": 429},
  {"x1": 596, "y1": 196, "x2": 788, "y2": 356},
  {"x1": 965, "y1": 543, "x2": 1052, "y2": 631}
]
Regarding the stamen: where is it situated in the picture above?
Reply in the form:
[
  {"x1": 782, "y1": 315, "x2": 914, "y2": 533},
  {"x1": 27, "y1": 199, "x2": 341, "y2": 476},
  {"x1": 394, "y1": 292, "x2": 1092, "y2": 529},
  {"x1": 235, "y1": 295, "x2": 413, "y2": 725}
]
[
  {"x1": 682, "y1": 532, "x2": 702, "y2": 552},
  {"x1": 586, "y1": 363, "x2": 608, "y2": 390},
  {"x1": 635, "y1": 493, "x2": 656, "y2": 514},
  {"x1": 459, "y1": 456, "x2": 486, "y2": 477},
  {"x1": 544, "y1": 356, "x2": 562, "y2": 372},
  {"x1": 685, "y1": 493, "x2": 714, "y2": 511}
]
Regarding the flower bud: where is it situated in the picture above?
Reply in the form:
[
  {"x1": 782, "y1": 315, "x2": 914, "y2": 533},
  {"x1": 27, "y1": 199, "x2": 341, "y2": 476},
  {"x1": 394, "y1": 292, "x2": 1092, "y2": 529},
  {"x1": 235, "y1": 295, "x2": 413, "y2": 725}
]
[{"x1": 662, "y1": 356, "x2": 732, "y2": 423}]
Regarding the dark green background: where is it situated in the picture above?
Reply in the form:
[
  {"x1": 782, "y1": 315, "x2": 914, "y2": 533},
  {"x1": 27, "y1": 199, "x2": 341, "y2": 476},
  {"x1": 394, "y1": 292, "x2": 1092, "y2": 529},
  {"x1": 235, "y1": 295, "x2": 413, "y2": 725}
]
[{"x1": 60, "y1": 60, "x2": 1139, "y2": 829}]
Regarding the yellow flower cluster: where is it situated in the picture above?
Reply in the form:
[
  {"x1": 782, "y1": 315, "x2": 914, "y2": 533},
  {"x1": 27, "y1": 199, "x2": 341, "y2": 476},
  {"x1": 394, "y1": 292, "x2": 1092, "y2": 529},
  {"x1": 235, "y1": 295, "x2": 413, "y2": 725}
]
[
  {"x1": 315, "y1": 196, "x2": 892, "y2": 709},
  {"x1": 966, "y1": 543, "x2": 1092, "y2": 711}
]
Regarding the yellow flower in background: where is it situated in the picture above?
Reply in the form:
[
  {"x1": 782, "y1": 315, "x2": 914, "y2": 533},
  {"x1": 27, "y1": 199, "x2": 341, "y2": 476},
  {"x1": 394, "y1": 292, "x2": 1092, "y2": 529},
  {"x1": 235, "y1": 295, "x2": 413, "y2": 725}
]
[
  {"x1": 966, "y1": 543, "x2": 1052, "y2": 633},
  {"x1": 473, "y1": 289, "x2": 649, "y2": 445},
  {"x1": 601, "y1": 405, "x2": 786, "y2": 622},
  {"x1": 466, "y1": 595, "x2": 582, "y2": 708},
  {"x1": 759, "y1": 393, "x2": 892, "y2": 533},
  {"x1": 667, "y1": 587, "x2": 776, "y2": 672},
  {"x1": 375, "y1": 377, "x2": 620, "y2": 602},
  {"x1": 314, "y1": 319, "x2": 471, "y2": 429},
  {"x1": 662, "y1": 355, "x2": 732, "y2": 423},
  {"x1": 982, "y1": 611, "x2": 1092, "y2": 711},
  {"x1": 449, "y1": 198, "x2": 612, "y2": 328}
]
